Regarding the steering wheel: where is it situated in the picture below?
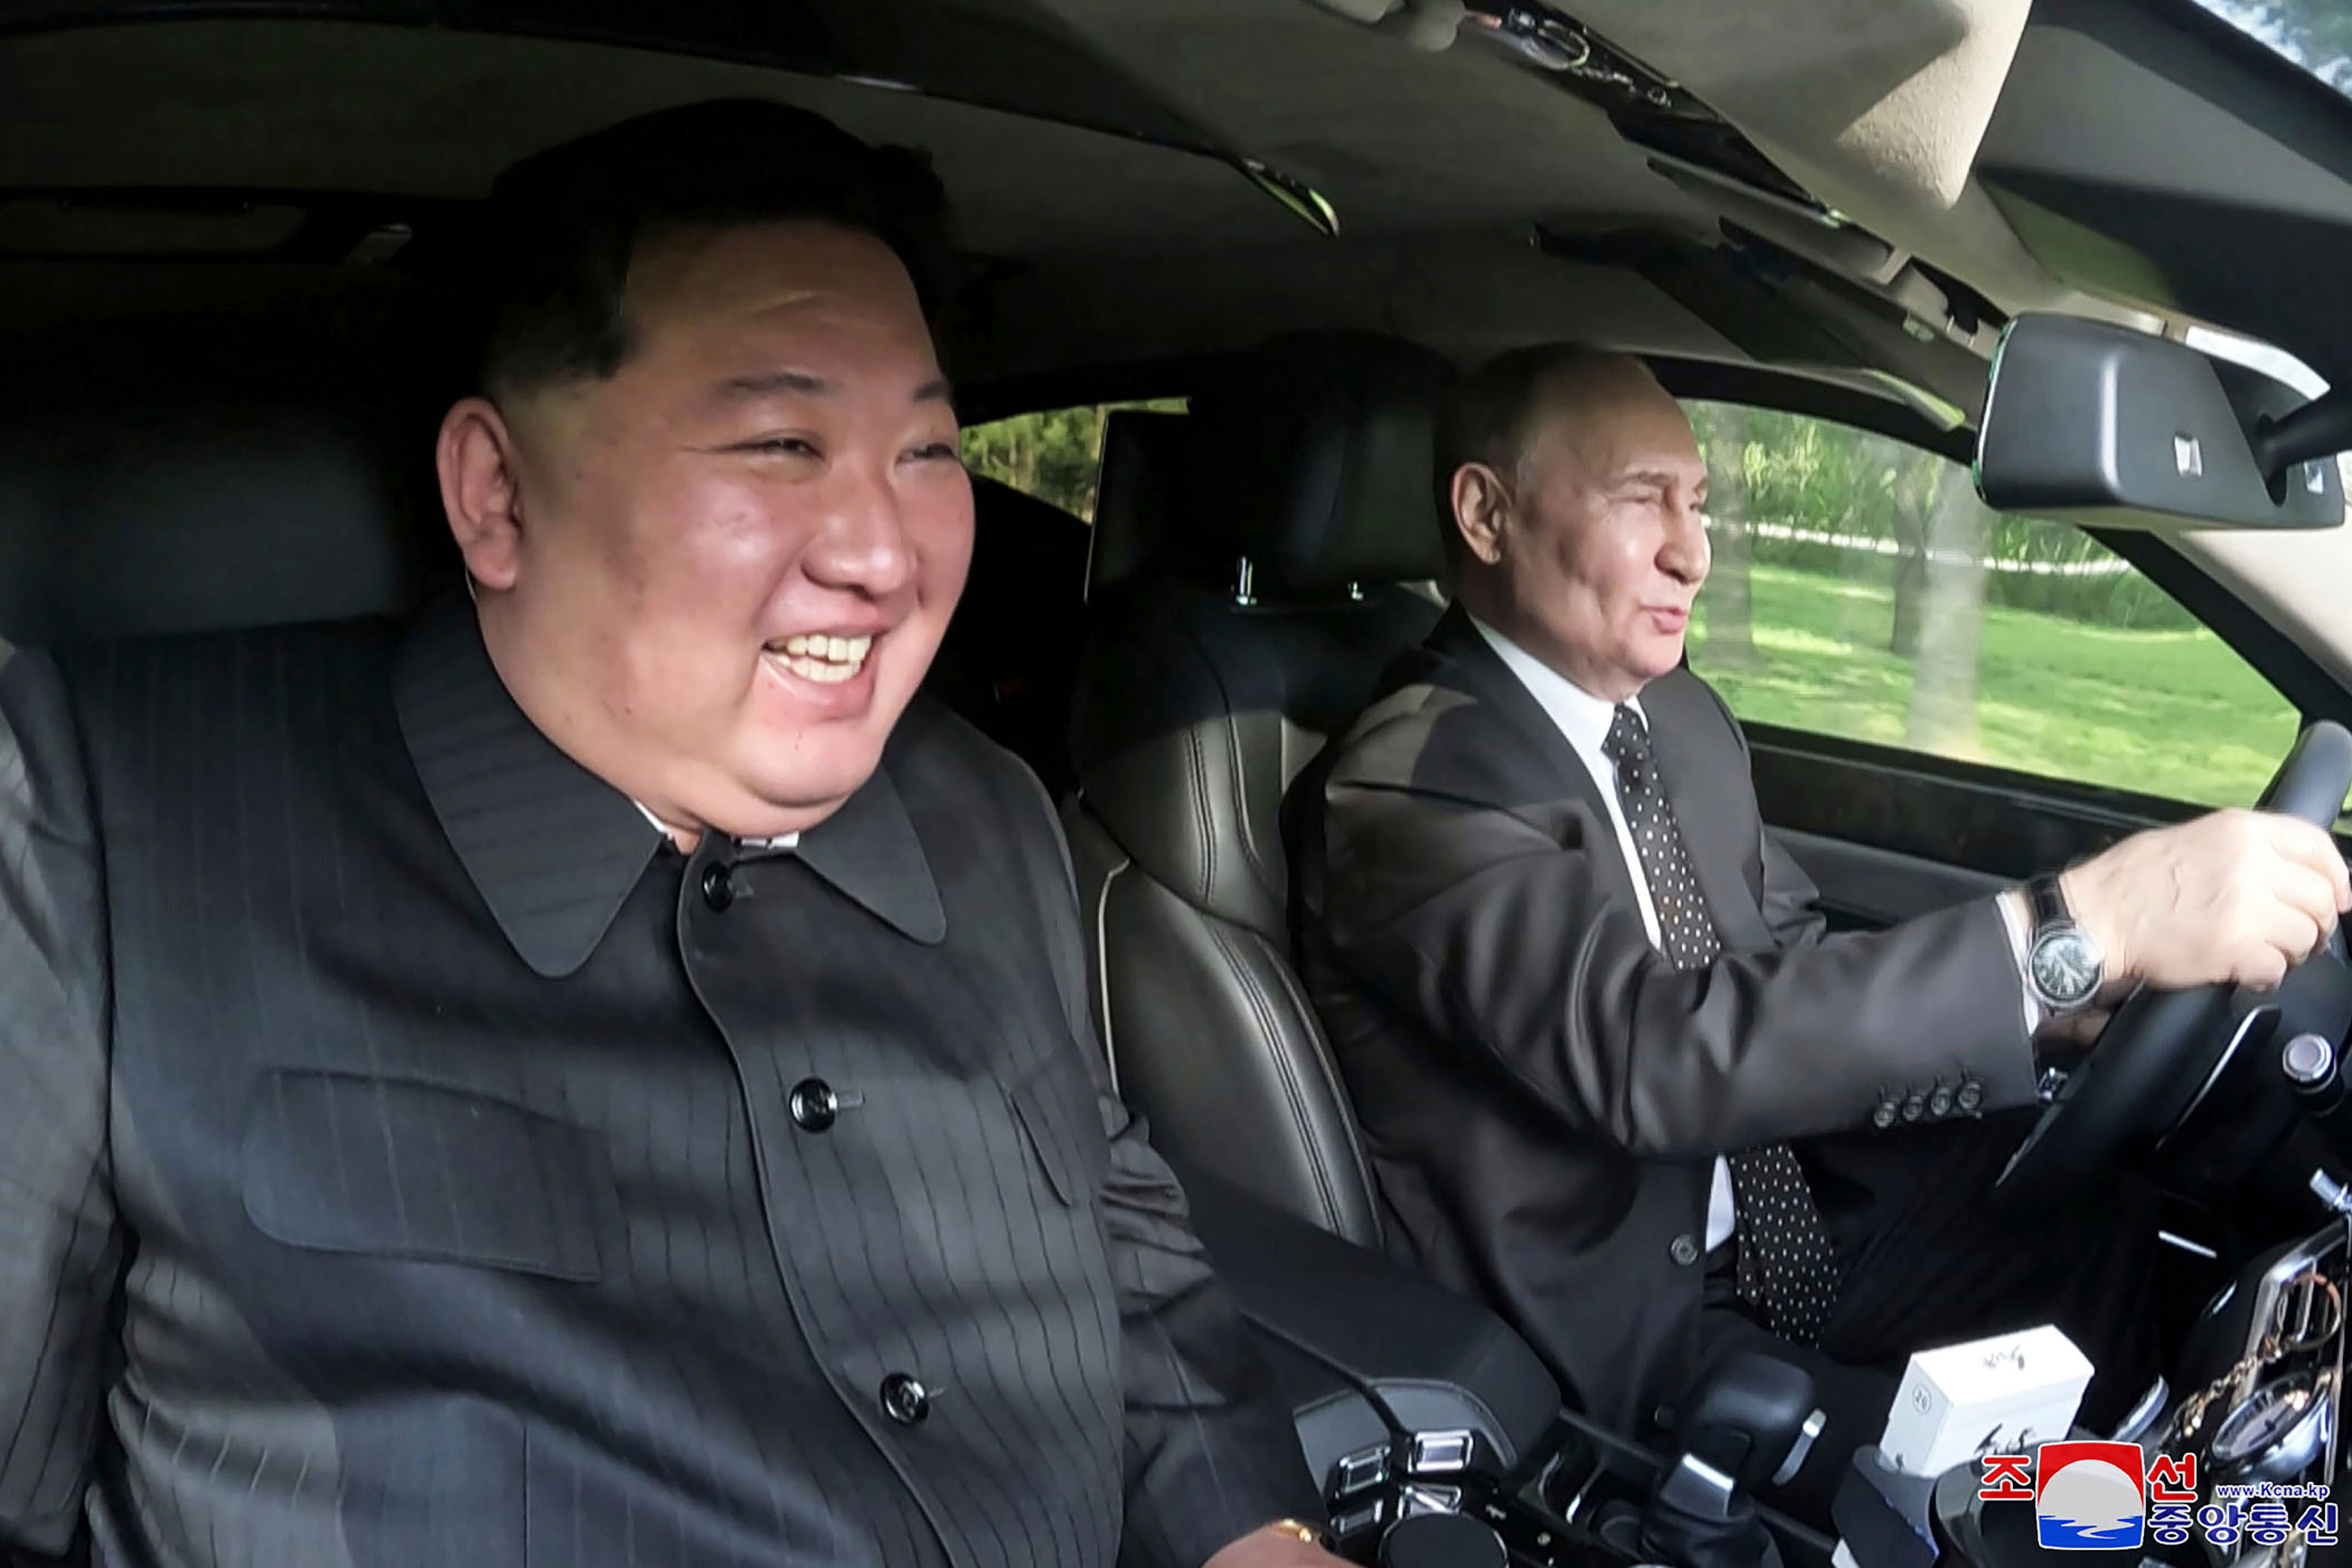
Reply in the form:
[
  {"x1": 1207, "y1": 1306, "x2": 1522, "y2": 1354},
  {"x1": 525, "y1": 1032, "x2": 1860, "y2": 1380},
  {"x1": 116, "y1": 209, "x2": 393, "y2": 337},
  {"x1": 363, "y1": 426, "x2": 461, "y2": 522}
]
[{"x1": 1995, "y1": 720, "x2": 2352, "y2": 1198}]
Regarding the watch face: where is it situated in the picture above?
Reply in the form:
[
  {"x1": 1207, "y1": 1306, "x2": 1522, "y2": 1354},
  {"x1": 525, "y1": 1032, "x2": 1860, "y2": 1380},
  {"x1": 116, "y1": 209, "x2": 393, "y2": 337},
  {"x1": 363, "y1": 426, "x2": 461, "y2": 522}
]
[{"x1": 2031, "y1": 927, "x2": 2103, "y2": 1008}]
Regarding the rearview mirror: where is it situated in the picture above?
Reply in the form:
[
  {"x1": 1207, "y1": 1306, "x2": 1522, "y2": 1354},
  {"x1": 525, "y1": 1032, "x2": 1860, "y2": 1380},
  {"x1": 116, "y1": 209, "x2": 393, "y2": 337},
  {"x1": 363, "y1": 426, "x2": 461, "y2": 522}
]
[{"x1": 1976, "y1": 314, "x2": 2343, "y2": 530}]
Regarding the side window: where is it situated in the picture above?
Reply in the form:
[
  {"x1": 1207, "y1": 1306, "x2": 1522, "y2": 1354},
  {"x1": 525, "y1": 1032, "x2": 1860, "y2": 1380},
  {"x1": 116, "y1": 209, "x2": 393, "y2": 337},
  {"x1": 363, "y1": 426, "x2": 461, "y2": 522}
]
[
  {"x1": 960, "y1": 398, "x2": 1185, "y2": 522},
  {"x1": 1682, "y1": 401, "x2": 2301, "y2": 810}
]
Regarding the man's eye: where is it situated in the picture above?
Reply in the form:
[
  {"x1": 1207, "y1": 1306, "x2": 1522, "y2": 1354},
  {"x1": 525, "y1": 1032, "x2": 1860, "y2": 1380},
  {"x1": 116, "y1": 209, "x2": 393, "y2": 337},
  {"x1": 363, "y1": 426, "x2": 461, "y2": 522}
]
[
  {"x1": 736, "y1": 436, "x2": 820, "y2": 459},
  {"x1": 907, "y1": 442, "x2": 961, "y2": 463}
]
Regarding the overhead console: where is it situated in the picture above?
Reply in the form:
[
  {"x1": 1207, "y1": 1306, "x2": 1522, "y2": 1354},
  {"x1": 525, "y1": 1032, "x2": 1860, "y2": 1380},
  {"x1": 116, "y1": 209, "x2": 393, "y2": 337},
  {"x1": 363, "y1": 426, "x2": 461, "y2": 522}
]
[{"x1": 1297, "y1": 0, "x2": 1824, "y2": 216}]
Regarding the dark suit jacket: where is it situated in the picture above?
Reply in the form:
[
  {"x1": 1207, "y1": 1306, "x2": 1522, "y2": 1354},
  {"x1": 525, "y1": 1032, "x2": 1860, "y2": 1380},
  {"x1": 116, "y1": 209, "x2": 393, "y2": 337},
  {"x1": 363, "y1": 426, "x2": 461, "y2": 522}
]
[
  {"x1": 0, "y1": 593, "x2": 1315, "y2": 1568},
  {"x1": 1288, "y1": 606, "x2": 2040, "y2": 1431}
]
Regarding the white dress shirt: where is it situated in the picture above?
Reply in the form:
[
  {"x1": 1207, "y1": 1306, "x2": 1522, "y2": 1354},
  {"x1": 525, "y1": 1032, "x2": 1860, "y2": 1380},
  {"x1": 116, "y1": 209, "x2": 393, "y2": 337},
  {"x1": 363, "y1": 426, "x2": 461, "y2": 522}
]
[{"x1": 1467, "y1": 616, "x2": 1742, "y2": 1251}]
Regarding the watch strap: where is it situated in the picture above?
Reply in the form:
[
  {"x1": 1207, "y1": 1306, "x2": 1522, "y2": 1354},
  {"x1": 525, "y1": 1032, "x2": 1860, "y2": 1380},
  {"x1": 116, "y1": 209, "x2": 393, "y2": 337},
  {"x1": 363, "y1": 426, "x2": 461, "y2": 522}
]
[{"x1": 2026, "y1": 873, "x2": 2070, "y2": 931}]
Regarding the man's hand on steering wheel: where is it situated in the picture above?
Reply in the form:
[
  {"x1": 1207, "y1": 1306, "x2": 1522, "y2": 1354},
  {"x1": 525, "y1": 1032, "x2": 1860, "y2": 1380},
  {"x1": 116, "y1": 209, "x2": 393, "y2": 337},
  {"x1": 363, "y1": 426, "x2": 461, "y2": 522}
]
[
  {"x1": 2042, "y1": 808, "x2": 2350, "y2": 1000},
  {"x1": 1998, "y1": 725, "x2": 2352, "y2": 1197}
]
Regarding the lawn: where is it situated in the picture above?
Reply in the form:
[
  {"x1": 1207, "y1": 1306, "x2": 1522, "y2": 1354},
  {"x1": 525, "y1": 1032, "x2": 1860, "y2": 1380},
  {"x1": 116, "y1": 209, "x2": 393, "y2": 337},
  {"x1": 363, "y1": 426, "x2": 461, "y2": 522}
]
[{"x1": 1686, "y1": 565, "x2": 2301, "y2": 809}]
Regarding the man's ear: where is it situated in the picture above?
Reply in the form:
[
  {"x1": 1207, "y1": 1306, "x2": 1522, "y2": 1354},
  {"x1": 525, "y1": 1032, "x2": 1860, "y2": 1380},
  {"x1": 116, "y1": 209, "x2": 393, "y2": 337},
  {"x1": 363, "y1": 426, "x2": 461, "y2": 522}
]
[
  {"x1": 1450, "y1": 462, "x2": 1512, "y2": 567},
  {"x1": 436, "y1": 397, "x2": 528, "y2": 592}
]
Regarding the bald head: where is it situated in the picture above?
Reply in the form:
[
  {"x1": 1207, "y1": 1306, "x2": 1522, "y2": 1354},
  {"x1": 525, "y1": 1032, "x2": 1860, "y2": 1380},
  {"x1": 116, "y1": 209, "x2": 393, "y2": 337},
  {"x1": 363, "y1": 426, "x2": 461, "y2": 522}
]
[{"x1": 1438, "y1": 342, "x2": 1711, "y2": 701}]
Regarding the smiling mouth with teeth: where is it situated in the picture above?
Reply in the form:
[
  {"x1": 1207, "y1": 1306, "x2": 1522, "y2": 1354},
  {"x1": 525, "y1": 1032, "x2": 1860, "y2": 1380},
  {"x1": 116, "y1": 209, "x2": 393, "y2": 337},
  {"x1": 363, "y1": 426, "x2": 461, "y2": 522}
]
[{"x1": 763, "y1": 632, "x2": 874, "y2": 685}]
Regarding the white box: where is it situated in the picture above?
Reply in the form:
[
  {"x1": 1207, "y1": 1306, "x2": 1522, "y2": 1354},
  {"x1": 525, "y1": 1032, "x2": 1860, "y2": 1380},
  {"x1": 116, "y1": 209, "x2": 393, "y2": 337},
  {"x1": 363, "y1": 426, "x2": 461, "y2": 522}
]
[{"x1": 1876, "y1": 1325, "x2": 2094, "y2": 1478}]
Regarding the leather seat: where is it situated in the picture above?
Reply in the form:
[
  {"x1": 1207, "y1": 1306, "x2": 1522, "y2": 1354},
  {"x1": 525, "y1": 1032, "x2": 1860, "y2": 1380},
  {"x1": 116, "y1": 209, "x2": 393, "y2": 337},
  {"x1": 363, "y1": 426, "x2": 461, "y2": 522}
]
[
  {"x1": 930, "y1": 473, "x2": 1094, "y2": 795},
  {"x1": 1083, "y1": 408, "x2": 1200, "y2": 604},
  {"x1": 1065, "y1": 332, "x2": 1454, "y2": 1247},
  {"x1": 0, "y1": 317, "x2": 462, "y2": 647}
]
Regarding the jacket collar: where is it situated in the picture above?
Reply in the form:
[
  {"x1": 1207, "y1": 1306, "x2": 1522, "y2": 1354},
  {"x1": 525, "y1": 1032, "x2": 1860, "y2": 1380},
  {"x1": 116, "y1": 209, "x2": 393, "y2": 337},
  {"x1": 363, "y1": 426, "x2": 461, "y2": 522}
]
[
  {"x1": 1419, "y1": 604, "x2": 1768, "y2": 951},
  {"x1": 393, "y1": 591, "x2": 944, "y2": 978},
  {"x1": 1462, "y1": 611, "x2": 1642, "y2": 763},
  {"x1": 1422, "y1": 604, "x2": 1602, "y2": 809}
]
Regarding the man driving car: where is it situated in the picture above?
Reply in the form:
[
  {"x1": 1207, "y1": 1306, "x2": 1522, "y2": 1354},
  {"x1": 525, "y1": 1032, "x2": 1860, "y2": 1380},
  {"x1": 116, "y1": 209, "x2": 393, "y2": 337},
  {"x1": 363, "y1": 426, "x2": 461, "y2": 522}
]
[
  {"x1": 1289, "y1": 342, "x2": 2352, "y2": 1511},
  {"x1": 0, "y1": 102, "x2": 1337, "y2": 1568}
]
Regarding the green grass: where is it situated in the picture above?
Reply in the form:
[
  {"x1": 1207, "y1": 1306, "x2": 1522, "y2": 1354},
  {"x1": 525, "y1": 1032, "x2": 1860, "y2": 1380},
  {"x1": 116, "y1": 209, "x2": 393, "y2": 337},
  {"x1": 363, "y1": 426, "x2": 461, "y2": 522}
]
[{"x1": 1687, "y1": 565, "x2": 2300, "y2": 809}]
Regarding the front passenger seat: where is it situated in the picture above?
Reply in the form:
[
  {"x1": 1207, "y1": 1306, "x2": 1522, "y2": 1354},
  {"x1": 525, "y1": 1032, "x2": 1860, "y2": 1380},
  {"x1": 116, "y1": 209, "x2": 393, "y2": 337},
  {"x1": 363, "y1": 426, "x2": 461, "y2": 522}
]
[{"x1": 1064, "y1": 333, "x2": 1454, "y2": 1247}]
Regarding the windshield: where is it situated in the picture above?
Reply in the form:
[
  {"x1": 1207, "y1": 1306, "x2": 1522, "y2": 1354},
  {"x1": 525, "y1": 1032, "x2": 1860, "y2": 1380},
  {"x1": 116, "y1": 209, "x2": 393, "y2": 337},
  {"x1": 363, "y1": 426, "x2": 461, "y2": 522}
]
[{"x1": 2193, "y1": 1, "x2": 2352, "y2": 92}]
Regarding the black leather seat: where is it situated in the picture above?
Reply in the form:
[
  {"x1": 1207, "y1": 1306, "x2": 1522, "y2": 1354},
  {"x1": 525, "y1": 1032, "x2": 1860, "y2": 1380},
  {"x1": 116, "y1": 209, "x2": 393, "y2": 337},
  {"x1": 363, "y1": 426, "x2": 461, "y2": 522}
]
[
  {"x1": 930, "y1": 474, "x2": 1094, "y2": 795},
  {"x1": 1064, "y1": 332, "x2": 1454, "y2": 1248},
  {"x1": 1083, "y1": 408, "x2": 1200, "y2": 604},
  {"x1": 0, "y1": 318, "x2": 462, "y2": 647}
]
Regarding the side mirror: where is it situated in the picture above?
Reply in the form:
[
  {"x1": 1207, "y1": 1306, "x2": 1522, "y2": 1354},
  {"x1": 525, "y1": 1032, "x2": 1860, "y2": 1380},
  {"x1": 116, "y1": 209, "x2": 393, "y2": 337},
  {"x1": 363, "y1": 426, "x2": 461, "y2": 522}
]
[{"x1": 1976, "y1": 314, "x2": 2344, "y2": 530}]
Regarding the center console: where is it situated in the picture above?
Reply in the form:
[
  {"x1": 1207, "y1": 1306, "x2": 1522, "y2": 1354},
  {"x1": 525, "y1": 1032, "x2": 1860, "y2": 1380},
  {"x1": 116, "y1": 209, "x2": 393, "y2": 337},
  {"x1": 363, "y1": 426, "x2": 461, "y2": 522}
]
[{"x1": 1184, "y1": 1170, "x2": 1836, "y2": 1567}]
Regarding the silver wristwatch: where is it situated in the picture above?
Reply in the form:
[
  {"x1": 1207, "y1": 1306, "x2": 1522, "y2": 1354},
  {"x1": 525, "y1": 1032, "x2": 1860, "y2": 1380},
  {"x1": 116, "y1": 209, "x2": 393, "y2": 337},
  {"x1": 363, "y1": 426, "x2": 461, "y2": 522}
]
[{"x1": 2023, "y1": 873, "x2": 2104, "y2": 1014}]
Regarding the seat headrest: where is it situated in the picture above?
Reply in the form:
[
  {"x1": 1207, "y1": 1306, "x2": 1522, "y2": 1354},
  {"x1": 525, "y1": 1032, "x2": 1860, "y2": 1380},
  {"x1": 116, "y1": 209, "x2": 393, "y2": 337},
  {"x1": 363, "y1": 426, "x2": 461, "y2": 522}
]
[
  {"x1": 1085, "y1": 408, "x2": 1200, "y2": 604},
  {"x1": 1190, "y1": 331, "x2": 1454, "y2": 595},
  {"x1": 0, "y1": 318, "x2": 461, "y2": 647}
]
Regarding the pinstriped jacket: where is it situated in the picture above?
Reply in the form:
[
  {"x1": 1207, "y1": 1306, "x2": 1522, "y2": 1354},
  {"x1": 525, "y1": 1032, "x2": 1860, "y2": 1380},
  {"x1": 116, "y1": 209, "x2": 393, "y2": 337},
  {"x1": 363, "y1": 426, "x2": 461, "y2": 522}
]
[{"x1": 0, "y1": 591, "x2": 1315, "y2": 1568}]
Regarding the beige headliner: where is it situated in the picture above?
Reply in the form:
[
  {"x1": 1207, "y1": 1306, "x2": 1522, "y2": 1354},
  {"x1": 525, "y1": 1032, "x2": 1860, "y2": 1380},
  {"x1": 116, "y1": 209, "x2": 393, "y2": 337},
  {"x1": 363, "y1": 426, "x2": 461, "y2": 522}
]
[{"x1": 7, "y1": 2, "x2": 2351, "y2": 688}]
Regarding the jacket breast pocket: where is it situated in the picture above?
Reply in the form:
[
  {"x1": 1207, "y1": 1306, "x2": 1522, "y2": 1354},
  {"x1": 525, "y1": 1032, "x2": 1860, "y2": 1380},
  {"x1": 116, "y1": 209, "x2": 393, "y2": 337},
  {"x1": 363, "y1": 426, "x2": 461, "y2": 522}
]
[
  {"x1": 242, "y1": 1070, "x2": 610, "y2": 1281},
  {"x1": 1004, "y1": 1051, "x2": 1113, "y2": 1210}
]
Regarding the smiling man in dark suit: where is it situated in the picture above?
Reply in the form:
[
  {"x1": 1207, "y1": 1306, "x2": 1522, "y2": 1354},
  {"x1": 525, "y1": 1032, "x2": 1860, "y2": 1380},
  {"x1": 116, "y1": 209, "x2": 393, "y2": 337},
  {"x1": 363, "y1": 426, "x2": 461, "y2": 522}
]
[
  {"x1": 1289, "y1": 343, "x2": 2350, "y2": 1509},
  {"x1": 0, "y1": 102, "x2": 1335, "y2": 1568}
]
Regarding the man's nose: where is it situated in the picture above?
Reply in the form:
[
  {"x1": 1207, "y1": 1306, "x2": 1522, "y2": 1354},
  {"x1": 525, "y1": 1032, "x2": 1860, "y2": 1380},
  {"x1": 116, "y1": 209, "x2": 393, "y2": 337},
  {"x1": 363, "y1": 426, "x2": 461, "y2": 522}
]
[
  {"x1": 803, "y1": 460, "x2": 916, "y2": 597},
  {"x1": 1661, "y1": 499, "x2": 1711, "y2": 584}
]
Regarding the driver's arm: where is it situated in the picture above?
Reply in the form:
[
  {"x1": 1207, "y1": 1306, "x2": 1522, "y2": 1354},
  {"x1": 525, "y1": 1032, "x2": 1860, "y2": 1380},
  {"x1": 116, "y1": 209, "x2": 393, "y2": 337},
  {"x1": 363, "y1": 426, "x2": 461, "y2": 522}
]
[
  {"x1": 1757, "y1": 819, "x2": 1827, "y2": 950},
  {"x1": 1764, "y1": 816, "x2": 2061, "y2": 1040},
  {"x1": 1305, "y1": 700, "x2": 2043, "y2": 1158},
  {"x1": 0, "y1": 646, "x2": 122, "y2": 1557}
]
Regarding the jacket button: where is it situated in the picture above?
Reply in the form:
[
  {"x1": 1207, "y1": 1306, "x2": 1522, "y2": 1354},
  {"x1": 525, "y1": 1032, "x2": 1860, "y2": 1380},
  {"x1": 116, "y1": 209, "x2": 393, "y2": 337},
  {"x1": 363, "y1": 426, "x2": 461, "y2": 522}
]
[
  {"x1": 1956, "y1": 1080, "x2": 1985, "y2": 1114},
  {"x1": 700, "y1": 862, "x2": 735, "y2": 912},
  {"x1": 1871, "y1": 1098, "x2": 1899, "y2": 1130},
  {"x1": 789, "y1": 1079, "x2": 839, "y2": 1132},
  {"x1": 1900, "y1": 1092, "x2": 1926, "y2": 1123},
  {"x1": 1669, "y1": 1234, "x2": 1700, "y2": 1267},
  {"x1": 881, "y1": 1372, "x2": 930, "y2": 1426},
  {"x1": 1929, "y1": 1085, "x2": 1955, "y2": 1119}
]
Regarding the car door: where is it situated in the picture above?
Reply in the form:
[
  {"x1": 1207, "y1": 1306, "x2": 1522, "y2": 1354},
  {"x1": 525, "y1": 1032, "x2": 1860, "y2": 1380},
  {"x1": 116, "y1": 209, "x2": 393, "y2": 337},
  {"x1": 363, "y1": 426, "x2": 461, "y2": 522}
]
[{"x1": 1669, "y1": 386, "x2": 2343, "y2": 932}]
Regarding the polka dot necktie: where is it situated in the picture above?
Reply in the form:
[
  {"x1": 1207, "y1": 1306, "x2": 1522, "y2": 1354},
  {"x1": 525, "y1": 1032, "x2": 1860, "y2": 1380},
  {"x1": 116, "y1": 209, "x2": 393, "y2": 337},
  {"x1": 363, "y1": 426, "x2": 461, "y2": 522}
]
[{"x1": 1602, "y1": 704, "x2": 1837, "y2": 1347}]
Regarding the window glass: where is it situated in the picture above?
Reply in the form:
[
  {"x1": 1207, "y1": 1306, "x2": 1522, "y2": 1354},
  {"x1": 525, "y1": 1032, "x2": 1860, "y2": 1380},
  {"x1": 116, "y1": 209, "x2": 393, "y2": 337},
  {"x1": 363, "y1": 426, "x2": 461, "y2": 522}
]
[
  {"x1": 1681, "y1": 401, "x2": 2301, "y2": 809},
  {"x1": 960, "y1": 398, "x2": 1185, "y2": 522},
  {"x1": 2188, "y1": 1, "x2": 2352, "y2": 98}
]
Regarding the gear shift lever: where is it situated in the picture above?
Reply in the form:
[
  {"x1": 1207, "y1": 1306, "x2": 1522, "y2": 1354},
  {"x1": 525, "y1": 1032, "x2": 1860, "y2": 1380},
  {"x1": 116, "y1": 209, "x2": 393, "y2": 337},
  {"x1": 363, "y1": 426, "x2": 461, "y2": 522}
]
[
  {"x1": 1659, "y1": 1349, "x2": 1825, "y2": 1516},
  {"x1": 1641, "y1": 1349, "x2": 1823, "y2": 1568}
]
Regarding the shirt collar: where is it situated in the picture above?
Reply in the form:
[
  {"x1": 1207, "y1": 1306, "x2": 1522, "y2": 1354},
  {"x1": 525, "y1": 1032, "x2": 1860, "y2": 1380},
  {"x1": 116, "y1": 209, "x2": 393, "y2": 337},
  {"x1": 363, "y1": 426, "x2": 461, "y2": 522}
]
[
  {"x1": 631, "y1": 799, "x2": 798, "y2": 856},
  {"x1": 1465, "y1": 612, "x2": 1644, "y2": 757},
  {"x1": 394, "y1": 590, "x2": 942, "y2": 978}
]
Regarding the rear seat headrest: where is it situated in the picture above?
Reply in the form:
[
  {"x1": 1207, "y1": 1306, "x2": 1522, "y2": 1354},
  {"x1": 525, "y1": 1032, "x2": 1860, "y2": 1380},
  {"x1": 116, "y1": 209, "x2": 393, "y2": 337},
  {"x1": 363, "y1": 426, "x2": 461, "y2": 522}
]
[{"x1": 1190, "y1": 331, "x2": 1455, "y2": 596}]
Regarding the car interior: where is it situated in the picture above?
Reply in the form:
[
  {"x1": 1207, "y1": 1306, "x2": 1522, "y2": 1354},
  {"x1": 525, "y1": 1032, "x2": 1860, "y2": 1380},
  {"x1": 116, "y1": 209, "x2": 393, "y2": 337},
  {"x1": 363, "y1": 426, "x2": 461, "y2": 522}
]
[{"x1": 14, "y1": 1, "x2": 2352, "y2": 1564}]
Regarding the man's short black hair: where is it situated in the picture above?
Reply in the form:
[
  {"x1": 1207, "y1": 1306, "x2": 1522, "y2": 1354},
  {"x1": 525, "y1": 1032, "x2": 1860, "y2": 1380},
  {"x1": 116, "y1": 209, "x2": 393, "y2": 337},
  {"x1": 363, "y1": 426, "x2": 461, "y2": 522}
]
[
  {"x1": 1430, "y1": 342, "x2": 1634, "y2": 566},
  {"x1": 477, "y1": 99, "x2": 952, "y2": 399}
]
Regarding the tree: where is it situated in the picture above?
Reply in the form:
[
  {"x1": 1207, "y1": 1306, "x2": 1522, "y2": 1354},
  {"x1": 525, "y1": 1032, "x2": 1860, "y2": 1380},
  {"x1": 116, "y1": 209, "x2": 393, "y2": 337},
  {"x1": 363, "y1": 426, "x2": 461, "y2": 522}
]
[
  {"x1": 1905, "y1": 470, "x2": 1995, "y2": 753},
  {"x1": 1693, "y1": 403, "x2": 1759, "y2": 667},
  {"x1": 1886, "y1": 450, "x2": 1942, "y2": 659},
  {"x1": 961, "y1": 399, "x2": 1185, "y2": 521}
]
